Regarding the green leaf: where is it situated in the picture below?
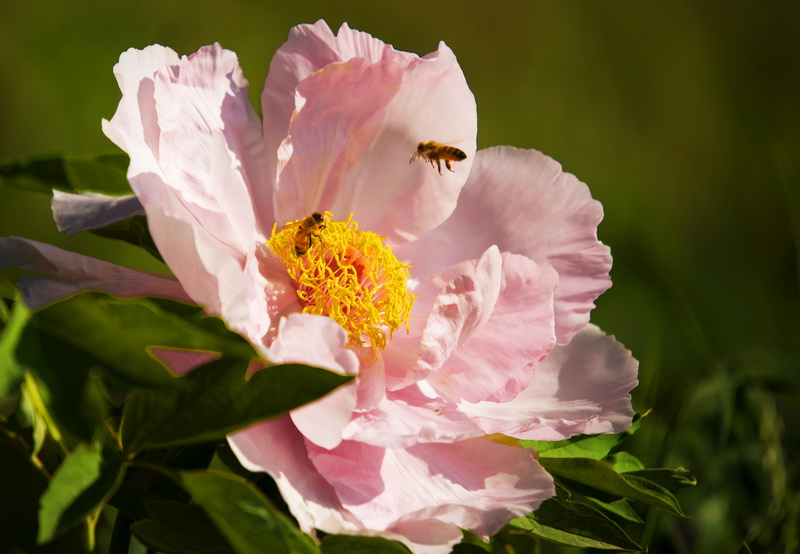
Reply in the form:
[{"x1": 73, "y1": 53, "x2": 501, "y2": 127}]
[
  {"x1": 571, "y1": 493, "x2": 643, "y2": 524},
  {"x1": 539, "y1": 457, "x2": 688, "y2": 517},
  {"x1": 176, "y1": 470, "x2": 318, "y2": 554},
  {"x1": 89, "y1": 215, "x2": 163, "y2": 262},
  {"x1": 0, "y1": 274, "x2": 17, "y2": 301},
  {"x1": 0, "y1": 301, "x2": 29, "y2": 398},
  {"x1": 62, "y1": 155, "x2": 131, "y2": 193},
  {"x1": 0, "y1": 429, "x2": 49, "y2": 550},
  {"x1": 605, "y1": 451, "x2": 645, "y2": 473},
  {"x1": 37, "y1": 441, "x2": 123, "y2": 544},
  {"x1": 17, "y1": 329, "x2": 109, "y2": 443},
  {"x1": 0, "y1": 153, "x2": 130, "y2": 195},
  {"x1": 522, "y1": 411, "x2": 647, "y2": 459},
  {"x1": 31, "y1": 293, "x2": 253, "y2": 390},
  {"x1": 121, "y1": 360, "x2": 353, "y2": 456},
  {"x1": 321, "y1": 535, "x2": 410, "y2": 553},
  {"x1": 508, "y1": 485, "x2": 643, "y2": 551},
  {"x1": 130, "y1": 500, "x2": 232, "y2": 554},
  {"x1": 623, "y1": 467, "x2": 697, "y2": 493}
]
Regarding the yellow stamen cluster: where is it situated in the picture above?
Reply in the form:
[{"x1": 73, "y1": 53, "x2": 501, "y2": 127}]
[{"x1": 268, "y1": 212, "x2": 415, "y2": 350}]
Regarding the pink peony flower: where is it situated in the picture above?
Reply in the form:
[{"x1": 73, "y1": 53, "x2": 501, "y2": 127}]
[{"x1": 0, "y1": 21, "x2": 638, "y2": 553}]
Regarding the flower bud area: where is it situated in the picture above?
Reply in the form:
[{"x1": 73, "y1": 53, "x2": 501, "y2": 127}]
[{"x1": 268, "y1": 212, "x2": 414, "y2": 351}]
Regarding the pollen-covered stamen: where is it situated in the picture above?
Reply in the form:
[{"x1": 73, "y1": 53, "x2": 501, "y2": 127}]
[{"x1": 268, "y1": 212, "x2": 415, "y2": 350}]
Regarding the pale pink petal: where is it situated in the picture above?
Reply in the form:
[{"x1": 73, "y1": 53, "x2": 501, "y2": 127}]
[
  {"x1": 265, "y1": 313, "x2": 359, "y2": 450},
  {"x1": 146, "y1": 45, "x2": 261, "y2": 250},
  {"x1": 428, "y1": 252, "x2": 559, "y2": 404},
  {"x1": 140, "y1": 192, "x2": 268, "y2": 344},
  {"x1": 227, "y1": 417, "x2": 362, "y2": 535},
  {"x1": 381, "y1": 247, "x2": 503, "y2": 391},
  {"x1": 267, "y1": 21, "x2": 476, "y2": 242},
  {"x1": 398, "y1": 146, "x2": 612, "y2": 344},
  {"x1": 342, "y1": 385, "x2": 483, "y2": 448},
  {"x1": 101, "y1": 44, "x2": 180, "y2": 175},
  {"x1": 103, "y1": 42, "x2": 270, "y2": 271},
  {"x1": 459, "y1": 324, "x2": 638, "y2": 440},
  {"x1": 306, "y1": 438, "x2": 554, "y2": 542},
  {"x1": 272, "y1": 56, "x2": 404, "y2": 226},
  {"x1": 0, "y1": 237, "x2": 190, "y2": 308},
  {"x1": 389, "y1": 247, "x2": 558, "y2": 403},
  {"x1": 332, "y1": 39, "x2": 476, "y2": 243},
  {"x1": 262, "y1": 21, "x2": 418, "y2": 194},
  {"x1": 51, "y1": 191, "x2": 144, "y2": 235}
]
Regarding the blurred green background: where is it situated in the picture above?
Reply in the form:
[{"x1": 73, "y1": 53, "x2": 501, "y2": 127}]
[{"x1": 1, "y1": 1, "x2": 798, "y2": 552}]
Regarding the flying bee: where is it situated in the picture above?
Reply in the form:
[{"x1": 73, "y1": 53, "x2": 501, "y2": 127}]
[
  {"x1": 409, "y1": 141, "x2": 467, "y2": 175},
  {"x1": 294, "y1": 212, "x2": 326, "y2": 256}
]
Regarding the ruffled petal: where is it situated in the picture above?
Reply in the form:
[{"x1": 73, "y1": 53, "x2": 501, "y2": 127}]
[
  {"x1": 0, "y1": 237, "x2": 190, "y2": 308},
  {"x1": 227, "y1": 417, "x2": 362, "y2": 534},
  {"x1": 428, "y1": 252, "x2": 558, "y2": 404},
  {"x1": 51, "y1": 191, "x2": 144, "y2": 235},
  {"x1": 342, "y1": 385, "x2": 484, "y2": 448},
  {"x1": 137, "y1": 185, "x2": 269, "y2": 343},
  {"x1": 267, "y1": 21, "x2": 476, "y2": 242},
  {"x1": 306, "y1": 438, "x2": 553, "y2": 544},
  {"x1": 262, "y1": 21, "x2": 420, "y2": 194},
  {"x1": 459, "y1": 324, "x2": 638, "y2": 440},
  {"x1": 399, "y1": 146, "x2": 612, "y2": 344},
  {"x1": 265, "y1": 313, "x2": 359, "y2": 450},
  {"x1": 389, "y1": 247, "x2": 558, "y2": 403},
  {"x1": 102, "y1": 43, "x2": 270, "y2": 269}
]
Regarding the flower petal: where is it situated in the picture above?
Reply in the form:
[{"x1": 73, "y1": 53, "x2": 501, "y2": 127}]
[
  {"x1": 227, "y1": 416, "x2": 362, "y2": 534},
  {"x1": 395, "y1": 247, "x2": 558, "y2": 403},
  {"x1": 400, "y1": 146, "x2": 612, "y2": 344},
  {"x1": 262, "y1": 21, "x2": 419, "y2": 195},
  {"x1": 265, "y1": 313, "x2": 360, "y2": 450},
  {"x1": 430, "y1": 252, "x2": 558, "y2": 404},
  {"x1": 272, "y1": 56, "x2": 404, "y2": 226},
  {"x1": 459, "y1": 324, "x2": 638, "y2": 440},
  {"x1": 342, "y1": 384, "x2": 484, "y2": 448},
  {"x1": 306, "y1": 438, "x2": 554, "y2": 544},
  {"x1": 0, "y1": 237, "x2": 190, "y2": 308},
  {"x1": 266, "y1": 21, "x2": 476, "y2": 242},
  {"x1": 103, "y1": 42, "x2": 268, "y2": 262},
  {"x1": 51, "y1": 191, "x2": 144, "y2": 235}
]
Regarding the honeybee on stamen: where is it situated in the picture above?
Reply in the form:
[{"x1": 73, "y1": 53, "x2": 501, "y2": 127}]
[
  {"x1": 293, "y1": 212, "x2": 326, "y2": 256},
  {"x1": 409, "y1": 141, "x2": 467, "y2": 175}
]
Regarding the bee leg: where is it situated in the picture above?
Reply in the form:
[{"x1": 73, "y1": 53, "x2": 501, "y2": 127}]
[
  {"x1": 445, "y1": 160, "x2": 454, "y2": 172},
  {"x1": 435, "y1": 159, "x2": 443, "y2": 175}
]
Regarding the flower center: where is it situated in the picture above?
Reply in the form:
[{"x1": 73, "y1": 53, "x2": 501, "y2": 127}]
[{"x1": 268, "y1": 212, "x2": 414, "y2": 350}]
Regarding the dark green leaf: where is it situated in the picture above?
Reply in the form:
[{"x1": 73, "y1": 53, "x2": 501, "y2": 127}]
[
  {"x1": 522, "y1": 412, "x2": 647, "y2": 459},
  {"x1": 509, "y1": 485, "x2": 643, "y2": 551},
  {"x1": 571, "y1": 494, "x2": 643, "y2": 524},
  {"x1": 0, "y1": 301, "x2": 29, "y2": 398},
  {"x1": 121, "y1": 359, "x2": 353, "y2": 456},
  {"x1": 321, "y1": 535, "x2": 410, "y2": 553},
  {"x1": 0, "y1": 430, "x2": 49, "y2": 550},
  {"x1": 454, "y1": 530, "x2": 491, "y2": 553},
  {"x1": 539, "y1": 457, "x2": 688, "y2": 517},
  {"x1": 31, "y1": 293, "x2": 254, "y2": 390},
  {"x1": 16, "y1": 328, "x2": 108, "y2": 443},
  {"x1": 176, "y1": 470, "x2": 318, "y2": 554},
  {"x1": 89, "y1": 215, "x2": 163, "y2": 262},
  {"x1": 624, "y1": 468, "x2": 697, "y2": 493},
  {"x1": 131, "y1": 500, "x2": 232, "y2": 554},
  {"x1": 37, "y1": 441, "x2": 123, "y2": 543},
  {"x1": 0, "y1": 153, "x2": 130, "y2": 195},
  {"x1": 62, "y1": 156, "x2": 131, "y2": 193}
]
